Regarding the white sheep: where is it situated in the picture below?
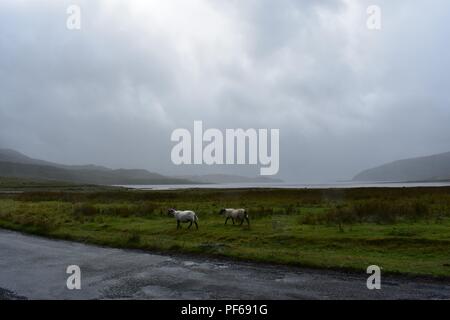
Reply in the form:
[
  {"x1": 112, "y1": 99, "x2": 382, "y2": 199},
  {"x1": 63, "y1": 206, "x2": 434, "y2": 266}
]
[
  {"x1": 167, "y1": 208, "x2": 199, "y2": 229},
  {"x1": 219, "y1": 208, "x2": 250, "y2": 226}
]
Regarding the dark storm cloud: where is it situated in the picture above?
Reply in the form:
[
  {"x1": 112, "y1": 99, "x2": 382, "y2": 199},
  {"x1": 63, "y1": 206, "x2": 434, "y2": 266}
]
[{"x1": 1, "y1": 0, "x2": 450, "y2": 182}]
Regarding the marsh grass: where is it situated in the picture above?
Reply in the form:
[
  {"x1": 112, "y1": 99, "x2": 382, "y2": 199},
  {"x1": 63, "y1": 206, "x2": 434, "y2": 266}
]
[{"x1": 299, "y1": 199, "x2": 439, "y2": 225}]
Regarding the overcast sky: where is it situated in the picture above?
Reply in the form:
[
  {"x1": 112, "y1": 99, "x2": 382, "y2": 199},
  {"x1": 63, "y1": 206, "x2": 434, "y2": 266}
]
[{"x1": 1, "y1": 0, "x2": 450, "y2": 182}]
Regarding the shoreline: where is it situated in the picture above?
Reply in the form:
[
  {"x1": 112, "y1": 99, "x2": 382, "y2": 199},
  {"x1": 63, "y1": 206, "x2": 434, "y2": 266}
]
[{"x1": 115, "y1": 181, "x2": 450, "y2": 191}]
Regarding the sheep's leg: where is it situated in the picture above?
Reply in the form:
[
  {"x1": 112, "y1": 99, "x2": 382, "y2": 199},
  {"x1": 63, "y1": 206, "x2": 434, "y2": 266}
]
[
  {"x1": 239, "y1": 218, "x2": 244, "y2": 226},
  {"x1": 177, "y1": 220, "x2": 180, "y2": 229},
  {"x1": 194, "y1": 221, "x2": 198, "y2": 229},
  {"x1": 245, "y1": 216, "x2": 250, "y2": 226},
  {"x1": 188, "y1": 221, "x2": 193, "y2": 229},
  {"x1": 225, "y1": 217, "x2": 229, "y2": 225},
  {"x1": 232, "y1": 218, "x2": 235, "y2": 225}
]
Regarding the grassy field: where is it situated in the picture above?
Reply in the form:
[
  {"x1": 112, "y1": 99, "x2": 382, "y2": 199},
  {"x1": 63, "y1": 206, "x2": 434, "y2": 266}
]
[{"x1": 0, "y1": 184, "x2": 450, "y2": 278}]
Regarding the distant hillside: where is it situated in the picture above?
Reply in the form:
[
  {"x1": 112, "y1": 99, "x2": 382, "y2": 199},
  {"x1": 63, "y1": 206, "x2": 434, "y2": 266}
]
[
  {"x1": 353, "y1": 151, "x2": 450, "y2": 182},
  {"x1": 175, "y1": 174, "x2": 283, "y2": 184},
  {"x1": 0, "y1": 149, "x2": 195, "y2": 185},
  {"x1": 0, "y1": 149, "x2": 110, "y2": 171},
  {"x1": 0, "y1": 149, "x2": 283, "y2": 185}
]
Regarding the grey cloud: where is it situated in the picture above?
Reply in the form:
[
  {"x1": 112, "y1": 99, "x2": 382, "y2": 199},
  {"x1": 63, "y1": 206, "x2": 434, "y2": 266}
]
[{"x1": 1, "y1": 0, "x2": 449, "y2": 182}]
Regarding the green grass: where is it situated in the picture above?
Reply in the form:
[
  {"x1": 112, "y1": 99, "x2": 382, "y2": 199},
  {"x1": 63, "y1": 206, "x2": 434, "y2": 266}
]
[{"x1": 0, "y1": 187, "x2": 450, "y2": 278}]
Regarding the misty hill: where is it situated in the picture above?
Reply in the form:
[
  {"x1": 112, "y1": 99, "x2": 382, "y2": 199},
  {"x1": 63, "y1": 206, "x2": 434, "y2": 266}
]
[
  {"x1": 353, "y1": 151, "x2": 450, "y2": 182},
  {"x1": 0, "y1": 149, "x2": 194, "y2": 185},
  {"x1": 0, "y1": 148, "x2": 110, "y2": 171},
  {"x1": 175, "y1": 174, "x2": 283, "y2": 184}
]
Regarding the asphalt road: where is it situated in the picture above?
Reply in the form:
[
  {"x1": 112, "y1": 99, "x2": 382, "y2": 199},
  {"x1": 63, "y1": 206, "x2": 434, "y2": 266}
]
[{"x1": 0, "y1": 229, "x2": 449, "y2": 300}]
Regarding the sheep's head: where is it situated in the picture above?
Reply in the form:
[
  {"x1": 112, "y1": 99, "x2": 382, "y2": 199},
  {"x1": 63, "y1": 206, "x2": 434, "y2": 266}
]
[
  {"x1": 219, "y1": 208, "x2": 226, "y2": 215},
  {"x1": 167, "y1": 208, "x2": 176, "y2": 216}
]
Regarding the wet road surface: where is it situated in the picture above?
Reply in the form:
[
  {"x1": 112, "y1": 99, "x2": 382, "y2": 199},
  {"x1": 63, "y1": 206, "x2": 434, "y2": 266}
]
[{"x1": 0, "y1": 229, "x2": 449, "y2": 300}]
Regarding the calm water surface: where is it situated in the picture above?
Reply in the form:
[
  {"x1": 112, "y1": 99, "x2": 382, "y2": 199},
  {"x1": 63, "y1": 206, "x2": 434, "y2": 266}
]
[{"x1": 116, "y1": 181, "x2": 450, "y2": 190}]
